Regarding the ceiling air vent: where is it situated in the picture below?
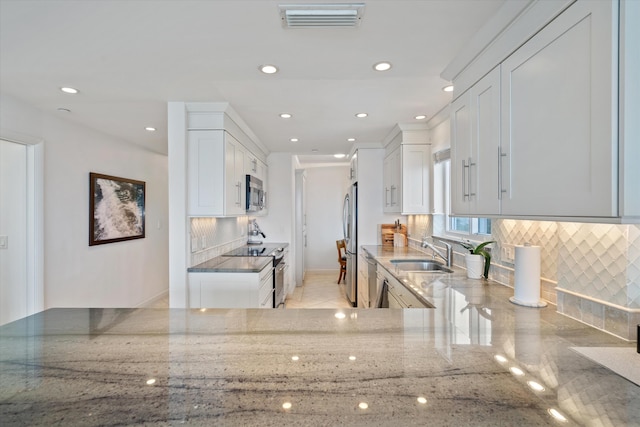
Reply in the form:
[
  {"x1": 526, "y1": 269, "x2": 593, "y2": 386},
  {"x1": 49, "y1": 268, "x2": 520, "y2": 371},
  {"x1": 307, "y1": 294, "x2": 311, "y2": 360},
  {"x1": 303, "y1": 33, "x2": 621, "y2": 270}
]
[{"x1": 279, "y1": 3, "x2": 366, "y2": 28}]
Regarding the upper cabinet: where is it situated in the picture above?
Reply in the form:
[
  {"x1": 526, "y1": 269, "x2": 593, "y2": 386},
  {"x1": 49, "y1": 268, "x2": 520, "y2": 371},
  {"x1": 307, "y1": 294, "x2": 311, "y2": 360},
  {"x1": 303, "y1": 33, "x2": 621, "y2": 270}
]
[
  {"x1": 383, "y1": 126, "x2": 431, "y2": 214},
  {"x1": 500, "y1": 0, "x2": 618, "y2": 217},
  {"x1": 188, "y1": 130, "x2": 246, "y2": 216},
  {"x1": 450, "y1": 66, "x2": 501, "y2": 217},
  {"x1": 183, "y1": 106, "x2": 269, "y2": 218},
  {"x1": 383, "y1": 147, "x2": 402, "y2": 212},
  {"x1": 448, "y1": 0, "x2": 639, "y2": 222}
]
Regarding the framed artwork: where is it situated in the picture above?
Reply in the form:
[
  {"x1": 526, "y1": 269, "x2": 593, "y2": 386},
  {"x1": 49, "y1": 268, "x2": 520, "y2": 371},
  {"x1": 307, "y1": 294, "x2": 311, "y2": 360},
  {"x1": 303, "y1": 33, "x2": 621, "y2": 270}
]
[{"x1": 89, "y1": 172, "x2": 145, "y2": 246}]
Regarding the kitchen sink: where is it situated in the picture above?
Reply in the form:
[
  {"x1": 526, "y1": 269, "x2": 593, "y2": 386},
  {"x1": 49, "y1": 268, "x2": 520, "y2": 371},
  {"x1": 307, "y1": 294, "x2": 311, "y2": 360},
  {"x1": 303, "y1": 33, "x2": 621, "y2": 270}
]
[{"x1": 390, "y1": 259, "x2": 453, "y2": 273}]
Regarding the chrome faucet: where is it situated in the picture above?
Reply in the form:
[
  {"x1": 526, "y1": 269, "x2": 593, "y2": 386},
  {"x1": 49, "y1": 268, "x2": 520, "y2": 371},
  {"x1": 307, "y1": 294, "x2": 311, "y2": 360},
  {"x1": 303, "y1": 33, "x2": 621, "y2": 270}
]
[{"x1": 421, "y1": 236, "x2": 453, "y2": 267}]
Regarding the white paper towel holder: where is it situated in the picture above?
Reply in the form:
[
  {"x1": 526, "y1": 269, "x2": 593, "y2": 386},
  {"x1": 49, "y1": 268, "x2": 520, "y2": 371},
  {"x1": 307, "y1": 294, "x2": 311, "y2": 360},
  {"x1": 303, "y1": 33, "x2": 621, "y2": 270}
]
[{"x1": 509, "y1": 243, "x2": 547, "y2": 308}]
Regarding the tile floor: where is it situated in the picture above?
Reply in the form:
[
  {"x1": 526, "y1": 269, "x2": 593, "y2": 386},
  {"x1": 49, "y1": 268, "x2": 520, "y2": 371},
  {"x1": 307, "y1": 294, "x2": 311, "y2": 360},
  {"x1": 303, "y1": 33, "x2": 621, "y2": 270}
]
[{"x1": 284, "y1": 271, "x2": 353, "y2": 309}]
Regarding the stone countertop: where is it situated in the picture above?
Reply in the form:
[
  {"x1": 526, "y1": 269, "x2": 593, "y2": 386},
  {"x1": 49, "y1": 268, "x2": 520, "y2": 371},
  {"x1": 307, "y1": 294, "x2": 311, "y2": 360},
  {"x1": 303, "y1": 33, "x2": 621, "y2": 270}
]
[
  {"x1": 1, "y1": 301, "x2": 638, "y2": 425},
  {"x1": 188, "y1": 243, "x2": 289, "y2": 273},
  {"x1": 362, "y1": 245, "x2": 481, "y2": 309},
  {"x1": 188, "y1": 255, "x2": 272, "y2": 273}
]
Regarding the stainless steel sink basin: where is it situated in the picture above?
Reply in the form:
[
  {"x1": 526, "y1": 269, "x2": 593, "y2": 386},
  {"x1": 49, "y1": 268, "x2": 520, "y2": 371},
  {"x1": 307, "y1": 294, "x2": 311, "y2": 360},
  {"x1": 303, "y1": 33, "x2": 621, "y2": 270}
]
[{"x1": 390, "y1": 259, "x2": 453, "y2": 273}]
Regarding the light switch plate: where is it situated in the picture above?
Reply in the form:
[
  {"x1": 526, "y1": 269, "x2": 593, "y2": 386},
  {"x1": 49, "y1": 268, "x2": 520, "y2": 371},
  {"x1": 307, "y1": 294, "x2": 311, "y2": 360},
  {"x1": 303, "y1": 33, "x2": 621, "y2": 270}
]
[
  {"x1": 0, "y1": 235, "x2": 7, "y2": 249},
  {"x1": 502, "y1": 243, "x2": 515, "y2": 263}
]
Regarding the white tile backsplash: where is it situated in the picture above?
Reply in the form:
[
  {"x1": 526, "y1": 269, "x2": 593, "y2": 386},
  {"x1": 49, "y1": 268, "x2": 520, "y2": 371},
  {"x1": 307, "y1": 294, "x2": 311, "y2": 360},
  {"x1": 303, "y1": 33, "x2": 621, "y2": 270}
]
[{"x1": 189, "y1": 216, "x2": 249, "y2": 266}]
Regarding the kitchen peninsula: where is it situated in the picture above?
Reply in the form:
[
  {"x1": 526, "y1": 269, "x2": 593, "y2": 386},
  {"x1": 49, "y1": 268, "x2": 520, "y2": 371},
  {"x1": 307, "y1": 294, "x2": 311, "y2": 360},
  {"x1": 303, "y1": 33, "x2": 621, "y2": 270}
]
[{"x1": 1, "y1": 256, "x2": 638, "y2": 426}]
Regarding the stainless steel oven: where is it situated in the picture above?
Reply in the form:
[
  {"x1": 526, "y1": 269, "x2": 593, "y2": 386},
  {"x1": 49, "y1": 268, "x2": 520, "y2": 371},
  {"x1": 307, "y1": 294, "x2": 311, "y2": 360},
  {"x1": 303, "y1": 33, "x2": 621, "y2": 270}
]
[
  {"x1": 223, "y1": 245, "x2": 285, "y2": 308},
  {"x1": 274, "y1": 256, "x2": 286, "y2": 308}
]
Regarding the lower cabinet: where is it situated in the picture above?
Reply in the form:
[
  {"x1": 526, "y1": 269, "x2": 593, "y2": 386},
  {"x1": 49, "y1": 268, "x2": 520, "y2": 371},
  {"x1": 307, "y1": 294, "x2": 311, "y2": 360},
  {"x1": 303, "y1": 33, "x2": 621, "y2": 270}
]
[
  {"x1": 379, "y1": 267, "x2": 431, "y2": 308},
  {"x1": 188, "y1": 263, "x2": 274, "y2": 308},
  {"x1": 357, "y1": 252, "x2": 369, "y2": 308}
]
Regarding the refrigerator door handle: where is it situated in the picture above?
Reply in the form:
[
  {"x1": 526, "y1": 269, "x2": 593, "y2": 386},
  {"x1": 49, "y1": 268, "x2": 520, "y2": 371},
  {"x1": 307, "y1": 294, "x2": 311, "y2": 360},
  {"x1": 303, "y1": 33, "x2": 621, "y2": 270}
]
[{"x1": 342, "y1": 193, "x2": 350, "y2": 244}]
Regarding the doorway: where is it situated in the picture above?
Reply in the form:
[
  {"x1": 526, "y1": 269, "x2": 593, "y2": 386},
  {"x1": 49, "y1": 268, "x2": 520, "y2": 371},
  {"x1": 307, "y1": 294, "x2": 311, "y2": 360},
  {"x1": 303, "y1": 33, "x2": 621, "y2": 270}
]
[{"x1": 0, "y1": 138, "x2": 43, "y2": 325}]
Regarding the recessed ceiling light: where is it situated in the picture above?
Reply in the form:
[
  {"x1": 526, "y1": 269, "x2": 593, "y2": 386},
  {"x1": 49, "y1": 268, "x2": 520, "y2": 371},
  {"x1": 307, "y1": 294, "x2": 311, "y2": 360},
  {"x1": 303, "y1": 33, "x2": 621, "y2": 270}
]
[
  {"x1": 443, "y1": 85, "x2": 454, "y2": 92},
  {"x1": 347, "y1": 138, "x2": 356, "y2": 142},
  {"x1": 290, "y1": 138, "x2": 299, "y2": 142},
  {"x1": 280, "y1": 113, "x2": 292, "y2": 119},
  {"x1": 355, "y1": 113, "x2": 368, "y2": 118},
  {"x1": 414, "y1": 115, "x2": 427, "y2": 120},
  {"x1": 60, "y1": 87, "x2": 78, "y2": 94},
  {"x1": 145, "y1": 127, "x2": 156, "y2": 132},
  {"x1": 334, "y1": 153, "x2": 346, "y2": 158},
  {"x1": 311, "y1": 149, "x2": 319, "y2": 152},
  {"x1": 259, "y1": 64, "x2": 278, "y2": 74},
  {"x1": 373, "y1": 61, "x2": 392, "y2": 71},
  {"x1": 57, "y1": 108, "x2": 71, "y2": 113}
]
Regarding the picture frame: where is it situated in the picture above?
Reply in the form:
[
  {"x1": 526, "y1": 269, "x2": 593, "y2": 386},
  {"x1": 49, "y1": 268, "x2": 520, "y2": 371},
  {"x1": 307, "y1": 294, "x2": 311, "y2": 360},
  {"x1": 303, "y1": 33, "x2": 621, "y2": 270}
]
[{"x1": 89, "y1": 172, "x2": 145, "y2": 246}]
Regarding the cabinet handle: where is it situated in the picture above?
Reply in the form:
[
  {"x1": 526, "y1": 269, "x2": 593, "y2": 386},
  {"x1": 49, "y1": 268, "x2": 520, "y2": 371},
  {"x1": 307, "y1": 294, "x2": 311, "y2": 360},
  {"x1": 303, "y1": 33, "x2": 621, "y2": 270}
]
[
  {"x1": 468, "y1": 158, "x2": 476, "y2": 198},
  {"x1": 390, "y1": 185, "x2": 396, "y2": 206},
  {"x1": 385, "y1": 187, "x2": 390, "y2": 206},
  {"x1": 236, "y1": 182, "x2": 242, "y2": 206},
  {"x1": 498, "y1": 147, "x2": 508, "y2": 199},
  {"x1": 252, "y1": 159, "x2": 257, "y2": 173},
  {"x1": 462, "y1": 159, "x2": 469, "y2": 199}
]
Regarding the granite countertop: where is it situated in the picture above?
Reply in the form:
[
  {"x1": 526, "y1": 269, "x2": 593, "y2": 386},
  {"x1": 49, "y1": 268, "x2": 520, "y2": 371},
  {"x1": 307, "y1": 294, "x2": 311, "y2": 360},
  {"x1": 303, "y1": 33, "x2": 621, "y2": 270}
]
[
  {"x1": 362, "y1": 245, "x2": 476, "y2": 308},
  {"x1": 188, "y1": 256, "x2": 272, "y2": 273},
  {"x1": 2, "y1": 285, "x2": 639, "y2": 424},
  {"x1": 188, "y1": 243, "x2": 289, "y2": 273}
]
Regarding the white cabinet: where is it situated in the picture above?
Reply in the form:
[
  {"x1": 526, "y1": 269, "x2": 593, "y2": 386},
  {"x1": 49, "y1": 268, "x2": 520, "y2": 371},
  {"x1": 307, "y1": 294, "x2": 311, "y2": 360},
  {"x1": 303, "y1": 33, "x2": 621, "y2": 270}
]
[
  {"x1": 245, "y1": 151, "x2": 267, "y2": 182},
  {"x1": 188, "y1": 262, "x2": 274, "y2": 308},
  {"x1": 357, "y1": 252, "x2": 369, "y2": 308},
  {"x1": 401, "y1": 144, "x2": 432, "y2": 214},
  {"x1": 349, "y1": 151, "x2": 358, "y2": 183},
  {"x1": 379, "y1": 267, "x2": 430, "y2": 308},
  {"x1": 450, "y1": 66, "x2": 501, "y2": 217},
  {"x1": 499, "y1": 0, "x2": 618, "y2": 217},
  {"x1": 188, "y1": 130, "x2": 246, "y2": 216},
  {"x1": 383, "y1": 144, "x2": 431, "y2": 214},
  {"x1": 383, "y1": 147, "x2": 401, "y2": 212}
]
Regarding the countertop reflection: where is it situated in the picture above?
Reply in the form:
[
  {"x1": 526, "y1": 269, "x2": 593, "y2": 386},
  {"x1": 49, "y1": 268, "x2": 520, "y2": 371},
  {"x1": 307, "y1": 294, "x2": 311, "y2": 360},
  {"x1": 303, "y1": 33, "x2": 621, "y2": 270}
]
[{"x1": 1, "y1": 283, "x2": 638, "y2": 425}]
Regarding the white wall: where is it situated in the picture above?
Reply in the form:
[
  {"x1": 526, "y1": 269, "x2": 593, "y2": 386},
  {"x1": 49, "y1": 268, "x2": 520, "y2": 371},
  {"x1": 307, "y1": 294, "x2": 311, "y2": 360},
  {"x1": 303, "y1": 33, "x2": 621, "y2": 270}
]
[
  {"x1": 1, "y1": 94, "x2": 169, "y2": 310},
  {"x1": 304, "y1": 165, "x2": 350, "y2": 271}
]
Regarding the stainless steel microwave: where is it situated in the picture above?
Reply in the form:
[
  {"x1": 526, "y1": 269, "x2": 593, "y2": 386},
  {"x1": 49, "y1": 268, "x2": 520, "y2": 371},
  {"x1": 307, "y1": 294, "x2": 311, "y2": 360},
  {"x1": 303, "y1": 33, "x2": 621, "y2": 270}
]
[{"x1": 246, "y1": 175, "x2": 265, "y2": 212}]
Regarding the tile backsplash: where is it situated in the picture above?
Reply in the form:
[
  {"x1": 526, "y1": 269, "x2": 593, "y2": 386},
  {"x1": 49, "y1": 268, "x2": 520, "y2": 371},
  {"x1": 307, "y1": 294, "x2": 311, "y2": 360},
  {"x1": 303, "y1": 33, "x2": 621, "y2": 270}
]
[
  {"x1": 409, "y1": 214, "x2": 640, "y2": 341},
  {"x1": 189, "y1": 216, "x2": 249, "y2": 266}
]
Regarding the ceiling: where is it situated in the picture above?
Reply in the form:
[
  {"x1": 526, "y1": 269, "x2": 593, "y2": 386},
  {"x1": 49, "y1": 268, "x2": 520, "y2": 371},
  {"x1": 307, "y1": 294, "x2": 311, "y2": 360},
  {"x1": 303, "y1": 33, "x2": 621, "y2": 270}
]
[{"x1": 0, "y1": 0, "x2": 506, "y2": 163}]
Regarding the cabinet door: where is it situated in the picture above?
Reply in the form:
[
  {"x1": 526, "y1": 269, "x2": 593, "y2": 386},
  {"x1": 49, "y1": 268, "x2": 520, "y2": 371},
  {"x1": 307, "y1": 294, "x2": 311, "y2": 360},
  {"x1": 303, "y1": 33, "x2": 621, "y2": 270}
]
[
  {"x1": 390, "y1": 148, "x2": 402, "y2": 211},
  {"x1": 401, "y1": 144, "x2": 431, "y2": 214},
  {"x1": 472, "y1": 67, "x2": 501, "y2": 216},
  {"x1": 383, "y1": 154, "x2": 393, "y2": 212},
  {"x1": 188, "y1": 130, "x2": 225, "y2": 216},
  {"x1": 450, "y1": 92, "x2": 472, "y2": 216},
  {"x1": 349, "y1": 151, "x2": 358, "y2": 183},
  {"x1": 500, "y1": 0, "x2": 617, "y2": 217},
  {"x1": 224, "y1": 133, "x2": 246, "y2": 215}
]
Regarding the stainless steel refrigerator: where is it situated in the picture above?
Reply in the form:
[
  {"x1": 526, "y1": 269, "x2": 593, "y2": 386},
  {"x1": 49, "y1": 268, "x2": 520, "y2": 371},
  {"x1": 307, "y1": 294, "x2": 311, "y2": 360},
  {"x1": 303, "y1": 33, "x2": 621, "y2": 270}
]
[{"x1": 342, "y1": 183, "x2": 357, "y2": 306}]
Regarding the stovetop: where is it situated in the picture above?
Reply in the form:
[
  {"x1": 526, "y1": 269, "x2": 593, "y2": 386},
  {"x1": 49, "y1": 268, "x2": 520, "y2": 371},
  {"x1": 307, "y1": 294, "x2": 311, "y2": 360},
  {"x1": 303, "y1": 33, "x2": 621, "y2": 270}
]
[{"x1": 223, "y1": 246, "x2": 283, "y2": 257}]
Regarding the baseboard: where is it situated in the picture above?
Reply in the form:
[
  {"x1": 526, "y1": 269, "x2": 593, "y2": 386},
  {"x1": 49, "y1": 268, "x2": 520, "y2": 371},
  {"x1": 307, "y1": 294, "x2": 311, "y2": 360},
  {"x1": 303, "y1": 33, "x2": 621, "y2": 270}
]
[{"x1": 136, "y1": 289, "x2": 169, "y2": 308}]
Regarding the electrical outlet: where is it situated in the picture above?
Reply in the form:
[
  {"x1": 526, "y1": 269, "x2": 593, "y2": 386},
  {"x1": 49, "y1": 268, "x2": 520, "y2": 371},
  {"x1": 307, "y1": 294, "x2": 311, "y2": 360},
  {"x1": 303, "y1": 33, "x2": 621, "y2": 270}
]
[{"x1": 502, "y1": 243, "x2": 515, "y2": 263}]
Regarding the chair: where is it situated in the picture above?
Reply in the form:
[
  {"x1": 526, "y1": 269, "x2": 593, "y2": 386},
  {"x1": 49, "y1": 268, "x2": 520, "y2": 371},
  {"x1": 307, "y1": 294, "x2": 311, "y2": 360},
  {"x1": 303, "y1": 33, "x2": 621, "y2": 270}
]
[{"x1": 336, "y1": 239, "x2": 347, "y2": 284}]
